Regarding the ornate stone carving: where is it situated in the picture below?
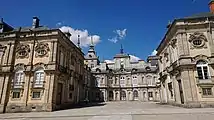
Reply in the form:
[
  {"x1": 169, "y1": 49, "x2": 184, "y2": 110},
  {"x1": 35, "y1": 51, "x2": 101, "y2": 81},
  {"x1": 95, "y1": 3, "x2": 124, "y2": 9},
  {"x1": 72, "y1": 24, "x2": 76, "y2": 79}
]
[
  {"x1": 170, "y1": 38, "x2": 177, "y2": 48},
  {"x1": 14, "y1": 63, "x2": 27, "y2": 71},
  {"x1": 191, "y1": 54, "x2": 209, "y2": 63},
  {"x1": 189, "y1": 32, "x2": 207, "y2": 49},
  {"x1": 35, "y1": 42, "x2": 50, "y2": 57},
  {"x1": 16, "y1": 44, "x2": 30, "y2": 58}
]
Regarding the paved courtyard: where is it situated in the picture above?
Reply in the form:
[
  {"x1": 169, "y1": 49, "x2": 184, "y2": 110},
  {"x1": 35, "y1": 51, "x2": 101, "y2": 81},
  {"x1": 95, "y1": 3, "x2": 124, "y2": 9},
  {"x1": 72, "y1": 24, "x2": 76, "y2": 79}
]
[{"x1": 1, "y1": 101, "x2": 214, "y2": 120}]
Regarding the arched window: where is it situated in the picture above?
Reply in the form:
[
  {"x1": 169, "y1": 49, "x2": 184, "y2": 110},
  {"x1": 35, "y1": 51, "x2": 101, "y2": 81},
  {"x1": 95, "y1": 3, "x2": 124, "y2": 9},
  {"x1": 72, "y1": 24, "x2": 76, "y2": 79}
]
[
  {"x1": 133, "y1": 90, "x2": 138, "y2": 100},
  {"x1": 196, "y1": 60, "x2": 210, "y2": 79},
  {"x1": 146, "y1": 75, "x2": 153, "y2": 85},
  {"x1": 34, "y1": 68, "x2": 45, "y2": 88},
  {"x1": 121, "y1": 91, "x2": 126, "y2": 101},
  {"x1": 14, "y1": 69, "x2": 24, "y2": 88}
]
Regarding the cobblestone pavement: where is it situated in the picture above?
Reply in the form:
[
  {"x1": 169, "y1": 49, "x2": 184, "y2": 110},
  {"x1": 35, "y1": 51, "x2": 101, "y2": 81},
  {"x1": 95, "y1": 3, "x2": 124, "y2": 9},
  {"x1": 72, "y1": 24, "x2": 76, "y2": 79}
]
[{"x1": 1, "y1": 102, "x2": 214, "y2": 120}]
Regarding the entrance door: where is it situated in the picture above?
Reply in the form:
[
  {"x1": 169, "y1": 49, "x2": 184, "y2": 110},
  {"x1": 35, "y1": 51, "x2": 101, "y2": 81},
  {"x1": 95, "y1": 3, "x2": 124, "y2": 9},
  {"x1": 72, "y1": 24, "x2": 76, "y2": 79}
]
[
  {"x1": 56, "y1": 83, "x2": 63, "y2": 105},
  {"x1": 178, "y1": 80, "x2": 184, "y2": 104}
]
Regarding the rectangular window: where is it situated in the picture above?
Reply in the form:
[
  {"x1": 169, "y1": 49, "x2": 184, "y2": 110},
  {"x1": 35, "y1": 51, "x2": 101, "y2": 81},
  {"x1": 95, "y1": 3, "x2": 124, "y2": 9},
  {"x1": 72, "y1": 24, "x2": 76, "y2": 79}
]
[
  {"x1": 202, "y1": 88, "x2": 212, "y2": 96},
  {"x1": 34, "y1": 72, "x2": 44, "y2": 87},
  {"x1": 203, "y1": 67, "x2": 208, "y2": 79},
  {"x1": 32, "y1": 92, "x2": 41, "y2": 98},
  {"x1": 148, "y1": 92, "x2": 153, "y2": 97},
  {"x1": 60, "y1": 51, "x2": 64, "y2": 66},
  {"x1": 12, "y1": 92, "x2": 20, "y2": 98}
]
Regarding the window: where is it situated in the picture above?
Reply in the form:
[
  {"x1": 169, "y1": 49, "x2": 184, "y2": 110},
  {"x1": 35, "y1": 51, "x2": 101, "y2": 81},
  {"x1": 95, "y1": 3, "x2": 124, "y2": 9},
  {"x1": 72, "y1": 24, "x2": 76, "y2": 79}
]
[
  {"x1": 14, "y1": 69, "x2": 24, "y2": 88},
  {"x1": 133, "y1": 90, "x2": 138, "y2": 99},
  {"x1": 115, "y1": 77, "x2": 118, "y2": 84},
  {"x1": 121, "y1": 91, "x2": 126, "y2": 100},
  {"x1": 34, "y1": 69, "x2": 44, "y2": 88},
  {"x1": 18, "y1": 50, "x2": 27, "y2": 57},
  {"x1": 91, "y1": 64, "x2": 94, "y2": 68},
  {"x1": 202, "y1": 88, "x2": 212, "y2": 96},
  {"x1": 193, "y1": 39, "x2": 202, "y2": 46},
  {"x1": 32, "y1": 91, "x2": 41, "y2": 98},
  {"x1": 12, "y1": 92, "x2": 20, "y2": 98},
  {"x1": 196, "y1": 60, "x2": 210, "y2": 79},
  {"x1": 148, "y1": 92, "x2": 153, "y2": 97},
  {"x1": 120, "y1": 76, "x2": 125, "y2": 84},
  {"x1": 60, "y1": 52, "x2": 64, "y2": 66},
  {"x1": 37, "y1": 49, "x2": 46, "y2": 56}
]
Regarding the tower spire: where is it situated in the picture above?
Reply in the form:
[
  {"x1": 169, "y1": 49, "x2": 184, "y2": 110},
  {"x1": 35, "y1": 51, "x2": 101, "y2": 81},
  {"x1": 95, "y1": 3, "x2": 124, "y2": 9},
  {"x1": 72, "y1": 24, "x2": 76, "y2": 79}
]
[
  {"x1": 120, "y1": 44, "x2": 124, "y2": 54},
  {"x1": 90, "y1": 36, "x2": 94, "y2": 46},
  {"x1": 77, "y1": 34, "x2": 80, "y2": 48}
]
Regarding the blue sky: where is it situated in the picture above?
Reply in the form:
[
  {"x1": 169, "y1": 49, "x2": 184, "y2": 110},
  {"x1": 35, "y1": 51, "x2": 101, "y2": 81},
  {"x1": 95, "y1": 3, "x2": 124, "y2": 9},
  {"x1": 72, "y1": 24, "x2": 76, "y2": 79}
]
[{"x1": 0, "y1": 0, "x2": 211, "y2": 61}]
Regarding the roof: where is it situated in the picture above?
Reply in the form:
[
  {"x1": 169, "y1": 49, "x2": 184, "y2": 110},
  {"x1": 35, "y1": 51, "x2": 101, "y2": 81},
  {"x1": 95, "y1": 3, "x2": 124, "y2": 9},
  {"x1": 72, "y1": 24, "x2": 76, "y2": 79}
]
[
  {"x1": 114, "y1": 54, "x2": 130, "y2": 58},
  {"x1": 13, "y1": 26, "x2": 50, "y2": 32},
  {"x1": 182, "y1": 12, "x2": 214, "y2": 20},
  {"x1": 156, "y1": 11, "x2": 214, "y2": 54}
]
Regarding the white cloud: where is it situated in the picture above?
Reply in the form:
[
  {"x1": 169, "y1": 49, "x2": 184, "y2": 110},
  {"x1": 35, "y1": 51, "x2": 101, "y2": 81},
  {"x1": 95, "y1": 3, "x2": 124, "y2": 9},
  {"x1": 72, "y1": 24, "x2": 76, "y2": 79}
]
[
  {"x1": 115, "y1": 29, "x2": 127, "y2": 39},
  {"x1": 56, "y1": 22, "x2": 62, "y2": 27},
  {"x1": 108, "y1": 37, "x2": 118, "y2": 43},
  {"x1": 104, "y1": 60, "x2": 114, "y2": 64},
  {"x1": 129, "y1": 55, "x2": 141, "y2": 62},
  {"x1": 59, "y1": 26, "x2": 101, "y2": 47},
  {"x1": 151, "y1": 50, "x2": 157, "y2": 56},
  {"x1": 108, "y1": 28, "x2": 127, "y2": 43}
]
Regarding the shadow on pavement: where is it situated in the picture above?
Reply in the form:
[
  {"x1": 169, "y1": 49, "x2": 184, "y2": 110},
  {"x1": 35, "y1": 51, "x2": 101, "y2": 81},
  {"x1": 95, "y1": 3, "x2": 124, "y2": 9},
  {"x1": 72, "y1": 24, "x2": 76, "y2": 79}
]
[{"x1": 55, "y1": 102, "x2": 106, "y2": 111}]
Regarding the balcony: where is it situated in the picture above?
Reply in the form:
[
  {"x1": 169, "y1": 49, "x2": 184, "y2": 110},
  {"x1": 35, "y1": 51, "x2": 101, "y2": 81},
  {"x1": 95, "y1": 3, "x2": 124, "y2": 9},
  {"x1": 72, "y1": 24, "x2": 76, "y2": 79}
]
[{"x1": 196, "y1": 76, "x2": 214, "y2": 85}]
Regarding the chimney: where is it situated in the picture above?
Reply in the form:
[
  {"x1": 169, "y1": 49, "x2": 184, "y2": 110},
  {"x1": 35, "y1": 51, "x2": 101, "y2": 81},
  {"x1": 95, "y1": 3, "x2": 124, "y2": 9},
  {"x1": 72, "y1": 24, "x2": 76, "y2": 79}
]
[
  {"x1": 209, "y1": 0, "x2": 214, "y2": 13},
  {"x1": 32, "y1": 17, "x2": 40, "y2": 28}
]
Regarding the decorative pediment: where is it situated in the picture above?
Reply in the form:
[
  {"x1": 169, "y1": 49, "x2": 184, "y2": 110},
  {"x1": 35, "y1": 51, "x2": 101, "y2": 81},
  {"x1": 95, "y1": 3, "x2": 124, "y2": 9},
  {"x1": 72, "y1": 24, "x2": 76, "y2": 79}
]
[
  {"x1": 32, "y1": 62, "x2": 47, "y2": 71},
  {"x1": 35, "y1": 42, "x2": 50, "y2": 57},
  {"x1": 14, "y1": 63, "x2": 27, "y2": 71},
  {"x1": 189, "y1": 32, "x2": 207, "y2": 42},
  {"x1": 16, "y1": 44, "x2": 30, "y2": 59},
  {"x1": 191, "y1": 54, "x2": 209, "y2": 63}
]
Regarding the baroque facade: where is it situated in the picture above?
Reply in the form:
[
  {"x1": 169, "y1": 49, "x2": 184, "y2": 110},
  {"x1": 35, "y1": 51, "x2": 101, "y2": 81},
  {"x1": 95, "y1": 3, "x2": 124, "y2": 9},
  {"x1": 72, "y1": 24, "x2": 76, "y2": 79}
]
[
  {"x1": 0, "y1": 17, "x2": 88, "y2": 113},
  {"x1": 85, "y1": 43, "x2": 160, "y2": 102},
  {"x1": 157, "y1": 1, "x2": 214, "y2": 107}
]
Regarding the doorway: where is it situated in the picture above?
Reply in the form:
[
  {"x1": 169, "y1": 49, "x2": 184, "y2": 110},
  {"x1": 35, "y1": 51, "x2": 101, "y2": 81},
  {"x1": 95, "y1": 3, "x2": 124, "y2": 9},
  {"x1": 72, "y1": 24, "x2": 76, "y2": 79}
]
[{"x1": 178, "y1": 80, "x2": 184, "y2": 104}]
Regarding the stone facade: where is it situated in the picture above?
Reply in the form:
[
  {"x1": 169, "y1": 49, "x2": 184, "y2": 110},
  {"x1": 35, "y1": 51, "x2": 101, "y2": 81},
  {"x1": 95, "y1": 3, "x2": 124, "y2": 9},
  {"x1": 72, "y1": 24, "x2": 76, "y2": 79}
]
[
  {"x1": 0, "y1": 17, "x2": 87, "y2": 113},
  {"x1": 85, "y1": 44, "x2": 160, "y2": 102},
  {"x1": 157, "y1": 2, "x2": 214, "y2": 108}
]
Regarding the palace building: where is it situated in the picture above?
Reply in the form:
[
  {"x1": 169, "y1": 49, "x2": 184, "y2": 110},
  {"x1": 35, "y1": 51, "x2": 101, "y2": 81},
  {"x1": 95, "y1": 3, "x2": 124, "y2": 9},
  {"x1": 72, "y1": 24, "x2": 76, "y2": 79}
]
[
  {"x1": 0, "y1": 17, "x2": 88, "y2": 112},
  {"x1": 157, "y1": 1, "x2": 214, "y2": 107},
  {"x1": 85, "y1": 42, "x2": 160, "y2": 102}
]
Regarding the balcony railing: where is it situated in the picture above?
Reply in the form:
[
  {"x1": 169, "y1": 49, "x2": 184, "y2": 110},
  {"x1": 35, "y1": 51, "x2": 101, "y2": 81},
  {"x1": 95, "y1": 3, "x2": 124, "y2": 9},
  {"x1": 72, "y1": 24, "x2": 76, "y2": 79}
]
[{"x1": 196, "y1": 76, "x2": 214, "y2": 85}]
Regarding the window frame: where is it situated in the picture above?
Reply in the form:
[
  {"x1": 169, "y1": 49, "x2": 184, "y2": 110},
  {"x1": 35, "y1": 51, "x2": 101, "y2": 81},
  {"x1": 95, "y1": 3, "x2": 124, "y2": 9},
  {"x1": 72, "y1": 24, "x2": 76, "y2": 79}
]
[
  {"x1": 34, "y1": 68, "x2": 45, "y2": 88},
  {"x1": 196, "y1": 60, "x2": 210, "y2": 80}
]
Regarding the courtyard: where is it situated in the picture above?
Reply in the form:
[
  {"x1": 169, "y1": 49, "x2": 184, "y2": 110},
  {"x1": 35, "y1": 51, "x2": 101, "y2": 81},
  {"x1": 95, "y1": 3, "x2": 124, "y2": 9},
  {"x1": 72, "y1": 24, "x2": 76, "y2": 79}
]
[{"x1": 1, "y1": 101, "x2": 214, "y2": 120}]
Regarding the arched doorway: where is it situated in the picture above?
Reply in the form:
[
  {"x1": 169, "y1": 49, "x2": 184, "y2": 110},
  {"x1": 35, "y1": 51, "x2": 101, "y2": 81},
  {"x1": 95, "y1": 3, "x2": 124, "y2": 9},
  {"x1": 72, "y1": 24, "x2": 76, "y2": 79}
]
[
  {"x1": 109, "y1": 91, "x2": 114, "y2": 101},
  {"x1": 121, "y1": 91, "x2": 126, "y2": 101},
  {"x1": 133, "y1": 90, "x2": 138, "y2": 100},
  {"x1": 115, "y1": 92, "x2": 119, "y2": 101}
]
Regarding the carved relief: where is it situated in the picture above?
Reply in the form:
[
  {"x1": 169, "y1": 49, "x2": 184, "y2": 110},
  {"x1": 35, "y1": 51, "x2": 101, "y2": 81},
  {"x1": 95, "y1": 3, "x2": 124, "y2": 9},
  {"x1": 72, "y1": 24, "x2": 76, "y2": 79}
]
[
  {"x1": 14, "y1": 63, "x2": 27, "y2": 71},
  {"x1": 191, "y1": 54, "x2": 209, "y2": 63},
  {"x1": 35, "y1": 42, "x2": 50, "y2": 57},
  {"x1": 170, "y1": 38, "x2": 177, "y2": 48},
  {"x1": 16, "y1": 44, "x2": 30, "y2": 58},
  {"x1": 189, "y1": 32, "x2": 207, "y2": 49}
]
